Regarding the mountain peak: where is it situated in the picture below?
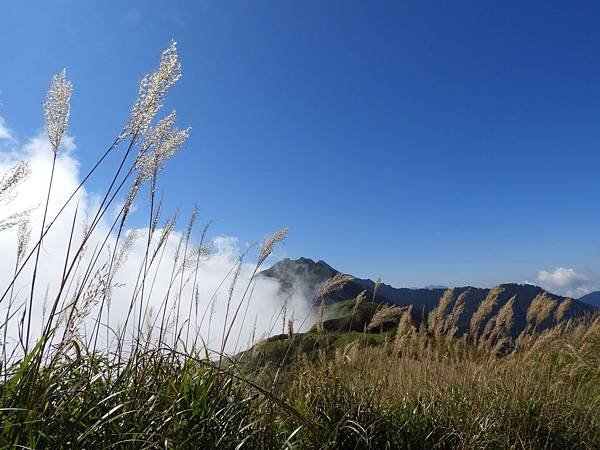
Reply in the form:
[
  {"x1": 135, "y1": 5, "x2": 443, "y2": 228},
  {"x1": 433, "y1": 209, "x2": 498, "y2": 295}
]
[{"x1": 316, "y1": 259, "x2": 335, "y2": 269}]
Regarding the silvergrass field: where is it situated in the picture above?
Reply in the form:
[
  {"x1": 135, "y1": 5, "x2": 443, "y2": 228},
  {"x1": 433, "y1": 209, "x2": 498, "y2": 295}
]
[{"x1": 0, "y1": 42, "x2": 599, "y2": 450}]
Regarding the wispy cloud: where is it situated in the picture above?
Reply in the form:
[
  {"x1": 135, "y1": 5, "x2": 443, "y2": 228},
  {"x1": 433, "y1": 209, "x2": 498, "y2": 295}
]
[{"x1": 0, "y1": 116, "x2": 15, "y2": 142}]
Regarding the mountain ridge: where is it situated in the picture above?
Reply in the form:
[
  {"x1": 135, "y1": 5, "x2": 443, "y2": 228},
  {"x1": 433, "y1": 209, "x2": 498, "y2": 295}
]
[{"x1": 259, "y1": 257, "x2": 598, "y2": 338}]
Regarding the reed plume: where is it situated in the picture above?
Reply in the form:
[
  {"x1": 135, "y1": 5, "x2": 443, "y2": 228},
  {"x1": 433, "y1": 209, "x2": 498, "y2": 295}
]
[
  {"x1": 481, "y1": 295, "x2": 515, "y2": 351},
  {"x1": 15, "y1": 219, "x2": 31, "y2": 267},
  {"x1": 136, "y1": 111, "x2": 190, "y2": 186},
  {"x1": 367, "y1": 305, "x2": 405, "y2": 331},
  {"x1": 470, "y1": 286, "x2": 503, "y2": 340},
  {"x1": 113, "y1": 229, "x2": 138, "y2": 275},
  {"x1": 527, "y1": 292, "x2": 557, "y2": 330},
  {"x1": 428, "y1": 288, "x2": 454, "y2": 338},
  {"x1": 444, "y1": 289, "x2": 468, "y2": 339},
  {"x1": 125, "y1": 40, "x2": 181, "y2": 138},
  {"x1": 0, "y1": 161, "x2": 32, "y2": 232},
  {"x1": 315, "y1": 302, "x2": 325, "y2": 333},
  {"x1": 394, "y1": 306, "x2": 415, "y2": 353},
  {"x1": 44, "y1": 69, "x2": 72, "y2": 152},
  {"x1": 0, "y1": 161, "x2": 30, "y2": 204},
  {"x1": 372, "y1": 275, "x2": 382, "y2": 302},
  {"x1": 555, "y1": 298, "x2": 572, "y2": 323},
  {"x1": 348, "y1": 290, "x2": 367, "y2": 331},
  {"x1": 317, "y1": 273, "x2": 354, "y2": 300},
  {"x1": 258, "y1": 228, "x2": 288, "y2": 266}
]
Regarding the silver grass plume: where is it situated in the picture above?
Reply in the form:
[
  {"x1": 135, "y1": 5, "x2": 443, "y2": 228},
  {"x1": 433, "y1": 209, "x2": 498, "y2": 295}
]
[
  {"x1": 394, "y1": 306, "x2": 415, "y2": 353},
  {"x1": 0, "y1": 161, "x2": 33, "y2": 232},
  {"x1": 355, "y1": 290, "x2": 366, "y2": 307},
  {"x1": 151, "y1": 199, "x2": 164, "y2": 235},
  {"x1": 114, "y1": 230, "x2": 139, "y2": 274},
  {"x1": 125, "y1": 41, "x2": 181, "y2": 138},
  {"x1": 352, "y1": 290, "x2": 367, "y2": 316},
  {"x1": 482, "y1": 296, "x2": 516, "y2": 350},
  {"x1": 0, "y1": 161, "x2": 31, "y2": 204},
  {"x1": 444, "y1": 288, "x2": 468, "y2": 339},
  {"x1": 136, "y1": 112, "x2": 190, "y2": 189},
  {"x1": 121, "y1": 174, "x2": 143, "y2": 228},
  {"x1": 315, "y1": 302, "x2": 326, "y2": 333},
  {"x1": 470, "y1": 286, "x2": 503, "y2": 340},
  {"x1": 527, "y1": 293, "x2": 557, "y2": 329},
  {"x1": 318, "y1": 273, "x2": 354, "y2": 300},
  {"x1": 555, "y1": 298, "x2": 572, "y2": 323},
  {"x1": 182, "y1": 243, "x2": 213, "y2": 269},
  {"x1": 428, "y1": 288, "x2": 454, "y2": 338},
  {"x1": 347, "y1": 290, "x2": 367, "y2": 332},
  {"x1": 194, "y1": 286, "x2": 200, "y2": 317},
  {"x1": 493, "y1": 296, "x2": 515, "y2": 338},
  {"x1": 16, "y1": 218, "x2": 31, "y2": 266},
  {"x1": 138, "y1": 111, "x2": 176, "y2": 161},
  {"x1": 372, "y1": 275, "x2": 382, "y2": 301},
  {"x1": 228, "y1": 259, "x2": 243, "y2": 306},
  {"x1": 44, "y1": 69, "x2": 72, "y2": 152},
  {"x1": 150, "y1": 214, "x2": 177, "y2": 262},
  {"x1": 281, "y1": 295, "x2": 288, "y2": 334},
  {"x1": 367, "y1": 305, "x2": 405, "y2": 331},
  {"x1": 173, "y1": 233, "x2": 185, "y2": 266},
  {"x1": 0, "y1": 210, "x2": 34, "y2": 233},
  {"x1": 185, "y1": 206, "x2": 198, "y2": 241},
  {"x1": 397, "y1": 306, "x2": 415, "y2": 337},
  {"x1": 258, "y1": 228, "x2": 288, "y2": 266}
]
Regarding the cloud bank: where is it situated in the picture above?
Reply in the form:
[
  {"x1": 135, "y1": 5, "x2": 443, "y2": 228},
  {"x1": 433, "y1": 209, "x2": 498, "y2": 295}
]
[{"x1": 0, "y1": 116, "x2": 313, "y2": 356}]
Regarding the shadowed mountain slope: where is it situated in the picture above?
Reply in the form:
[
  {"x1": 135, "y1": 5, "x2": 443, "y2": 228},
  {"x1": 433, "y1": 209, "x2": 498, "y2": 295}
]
[{"x1": 580, "y1": 291, "x2": 600, "y2": 307}]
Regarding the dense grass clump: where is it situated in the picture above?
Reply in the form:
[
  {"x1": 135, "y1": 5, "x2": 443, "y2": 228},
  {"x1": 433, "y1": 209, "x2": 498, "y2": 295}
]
[{"x1": 2, "y1": 351, "x2": 258, "y2": 447}]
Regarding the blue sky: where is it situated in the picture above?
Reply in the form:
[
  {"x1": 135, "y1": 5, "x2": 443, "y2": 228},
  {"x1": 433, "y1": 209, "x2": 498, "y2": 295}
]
[{"x1": 1, "y1": 1, "x2": 600, "y2": 293}]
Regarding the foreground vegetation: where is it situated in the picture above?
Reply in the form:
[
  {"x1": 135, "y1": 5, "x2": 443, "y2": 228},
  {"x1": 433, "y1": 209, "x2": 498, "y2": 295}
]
[
  {"x1": 1, "y1": 298, "x2": 598, "y2": 448},
  {"x1": 0, "y1": 42, "x2": 598, "y2": 449}
]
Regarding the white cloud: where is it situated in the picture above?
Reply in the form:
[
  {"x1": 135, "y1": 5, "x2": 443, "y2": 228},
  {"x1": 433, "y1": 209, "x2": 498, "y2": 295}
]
[
  {"x1": 537, "y1": 267, "x2": 587, "y2": 288},
  {"x1": 535, "y1": 267, "x2": 595, "y2": 298},
  {"x1": 0, "y1": 116, "x2": 312, "y2": 358}
]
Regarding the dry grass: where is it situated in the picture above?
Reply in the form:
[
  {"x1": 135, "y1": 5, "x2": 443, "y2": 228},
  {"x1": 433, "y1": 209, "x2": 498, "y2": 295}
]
[{"x1": 270, "y1": 303, "x2": 600, "y2": 449}]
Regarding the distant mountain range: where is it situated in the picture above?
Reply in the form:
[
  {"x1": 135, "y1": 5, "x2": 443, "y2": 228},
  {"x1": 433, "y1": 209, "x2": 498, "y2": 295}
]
[
  {"x1": 259, "y1": 257, "x2": 598, "y2": 338},
  {"x1": 580, "y1": 291, "x2": 600, "y2": 307}
]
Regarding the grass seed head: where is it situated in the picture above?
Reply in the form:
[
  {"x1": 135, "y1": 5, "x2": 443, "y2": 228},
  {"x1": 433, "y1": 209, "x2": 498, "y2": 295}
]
[
  {"x1": 258, "y1": 228, "x2": 288, "y2": 266},
  {"x1": 125, "y1": 40, "x2": 181, "y2": 138},
  {"x1": 44, "y1": 69, "x2": 72, "y2": 152},
  {"x1": 318, "y1": 273, "x2": 354, "y2": 300},
  {"x1": 367, "y1": 305, "x2": 405, "y2": 331}
]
